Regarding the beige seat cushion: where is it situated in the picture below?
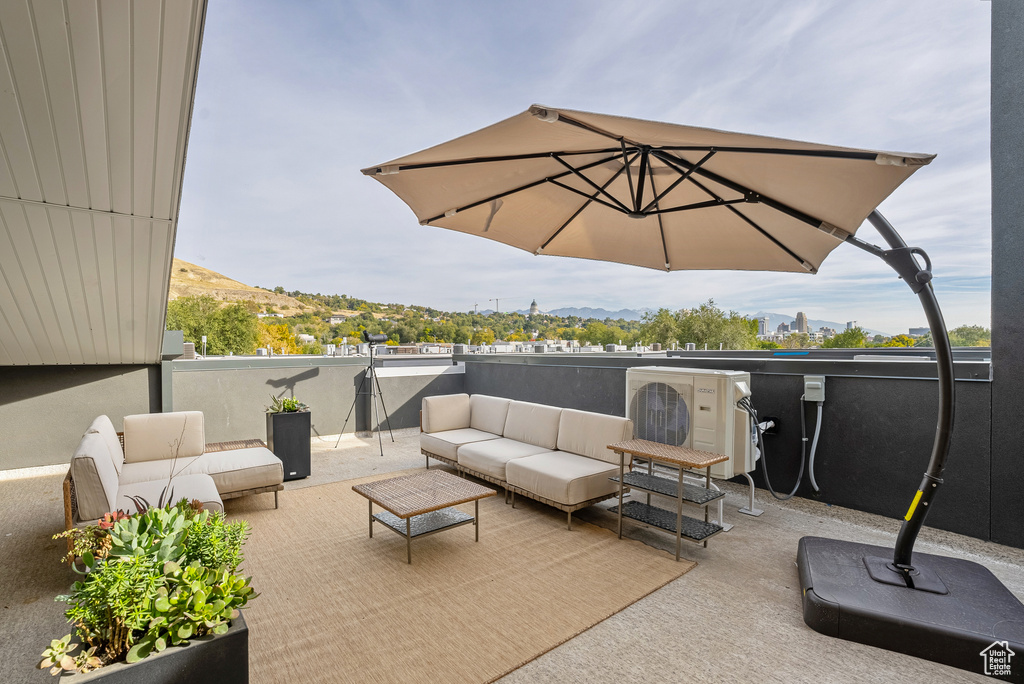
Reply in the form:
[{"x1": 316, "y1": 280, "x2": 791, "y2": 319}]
[
  {"x1": 456, "y1": 438, "x2": 554, "y2": 481},
  {"x1": 123, "y1": 411, "x2": 205, "y2": 463},
  {"x1": 85, "y1": 415, "x2": 125, "y2": 474},
  {"x1": 506, "y1": 451, "x2": 620, "y2": 506},
  {"x1": 71, "y1": 432, "x2": 120, "y2": 521},
  {"x1": 119, "y1": 447, "x2": 283, "y2": 495},
  {"x1": 421, "y1": 428, "x2": 500, "y2": 462},
  {"x1": 421, "y1": 394, "x2": 471, "y2": 433},
  {"x1": 502, "y1": 401, "x2": 561, "y2": 450},
  {"x1": 556, "y1": 409, "x2": 634, "y2": 466},
  {"x1": 115, "y1": 473, "x2": 223, "y2": 516},
  {"x1": 469, "y1": 395, "x2": 511, "y2": 435}
]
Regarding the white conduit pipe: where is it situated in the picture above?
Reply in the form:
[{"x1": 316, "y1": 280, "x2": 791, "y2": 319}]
[{"x1": 808, "y1": 402, "x2": 823, "y2": 492}]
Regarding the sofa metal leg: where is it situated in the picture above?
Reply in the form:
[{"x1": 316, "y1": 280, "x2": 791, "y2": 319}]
[
  {"x1": 567, "y1": 511, "x2": 572, "y2": 531},
  {"x1": 511, "y1": 491, "x2": 516, "y2": 509},
  {"x1": 274, "y1": 490, "x2": 279, "y2": 509}
]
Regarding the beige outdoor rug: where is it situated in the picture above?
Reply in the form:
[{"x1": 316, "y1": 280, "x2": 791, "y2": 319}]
[{"x1": 227, "y1": 471, "x2": 695, "y2": 684}]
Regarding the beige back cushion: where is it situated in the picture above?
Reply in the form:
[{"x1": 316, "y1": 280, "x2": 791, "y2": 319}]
[
  {"x1": 85, "y1": 415, "x2": 125, "y2": 474},
  {"x1": 123, "y1": 411, "x2": 205, "y2": 464},
  {"x1": 421, "y1": 394, "x2": 471, "y2": 433},
  {"x1": 469, "y1": 395, "x2": 511, "y2": 435},
  {"x1": 503, "y1": 401, "x2": 562, "y2": 450},
  {"x1": 71, "y1": 432, "x2": 119, "y2": 520},
  {"x1": 556, "y1": 409, "x2": 634, "y2": 466}
]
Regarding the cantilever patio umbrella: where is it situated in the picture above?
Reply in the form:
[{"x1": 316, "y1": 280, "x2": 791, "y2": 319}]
[{"x1": 362, "y1": 106, "x2": 1024, "y2": 675}]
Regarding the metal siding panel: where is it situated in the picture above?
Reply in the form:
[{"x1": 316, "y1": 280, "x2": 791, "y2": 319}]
[
  {"x1": 66, "y1": 0, "x2": 112, "y2": 212},
  {"x1": 0, "y1": 2, "x2": 66, "y2": 203},
  {"x1": 99, "y1": 0, "x2": 132, "y2": 216},
  {"x1": 0, "y1": 2, "x2": 45, "y2": 201},
  {"x1": 50, "y1": 209, "x2": 96, "y2": 363},
  {"x1": 147, "y1": 222, "x2": 173, "y2": 362},
  {"x1": 0, "y1": 222, "x2": 34, "y2": 364},
  {"x1": 151, "y1": 2, "x2": 192, "y2": 221},
  {"x1": 112, "y1": 214, "x2": 135, "y2": 363},
  {"x1": 19, "y1": 201, "x2": 75, "y2": 362},
  {"x1": 0, "y1": 31, "x2": 25, "y2": 198},
  {"x1": 0, "y1": 201, "x2": 56, "y2": 363},
  {"x1": 69, "y1": 211, "x2": 106, "y2": 363},
  {"x1": 131, "y1": 1, "x2": 162, "y2": 219},
  {"x1": 91, "y1": 214, "x2": 121, "y2": 362},
  {"x1": 32, "y1": 1, "x2": 90, "y2": 208},
  {"x1": 131, "y1": 219, "x2": 151, "y2": 361}
]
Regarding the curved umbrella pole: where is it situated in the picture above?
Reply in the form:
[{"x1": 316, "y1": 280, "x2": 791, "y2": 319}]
[{"x1": 846, "y1": 210, "x2": 955, "y2": 586}]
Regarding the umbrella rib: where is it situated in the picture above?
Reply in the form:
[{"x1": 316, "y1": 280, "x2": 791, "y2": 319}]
[
  {"x1": 421, "y1": 152, "x2": 626, "y2": 223},
  {"x1": 365, "y1": 148, "x2": 625, "y2": 174},
  {"x1": 634, "y1": 149, "x2": 649, "y2": 214},
  {"x1": 652, "y1": 149, "x2": 826, "y2": 229},
  {"x1": 672, "y1": 169, "x2": 815, "y2": 271},
  {"x1": 548, "y1": 179, "x2": 631, "y2": 214},
  {"x1": 539, "y1": 152, "x2": 638, "y2": 252},
  {"x1": 656, "y1": 145, "x2": 879, "y2": 161},
  {"x1": 551, "y1": 154, "x2": 633, "y2": 214},
  {"x1": 621, "y1": 140, "x2": 638, "y2": 212},
  {"x1": 641, "y1": 149, "x2": 716, "y2": 214},
  {"x1": 645, "y1": 162, "x2": 670, "y2": 270},
  {"x1": 726, "y1": 205, "x2": 815, "y2": 272},
  {"x1": 648, "y1": 198, "x2": 748, "y2": 215}
]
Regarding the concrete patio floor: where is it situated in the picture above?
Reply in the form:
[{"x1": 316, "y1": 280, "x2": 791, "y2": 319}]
[{"x1": 3, "y1": 429, "x2": 1022, "y2": 683}]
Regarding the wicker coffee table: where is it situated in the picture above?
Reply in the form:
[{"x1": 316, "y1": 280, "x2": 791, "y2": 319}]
[{"x1": 352, "y1": 470, "x2": 497, "y2": 563}]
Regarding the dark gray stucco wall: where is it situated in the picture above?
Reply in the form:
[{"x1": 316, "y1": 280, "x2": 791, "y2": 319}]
[
  {"x1": 0, "y1": 365, "x2": 159, "y2": 469},
  {"x1": 990, "y1": 0, "x2": 1024, "y2": 547},
  {"x1": 462, "y1": 355, "x2": 994, "y2": 542}
]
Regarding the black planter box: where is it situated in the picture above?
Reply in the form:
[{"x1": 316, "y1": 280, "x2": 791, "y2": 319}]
[
  {"x1": 62, "y1": 611, "x2": 248, "y2": 684},
  {"x1": 267, "y1": 410, "x2": 311, "y2": 481}
]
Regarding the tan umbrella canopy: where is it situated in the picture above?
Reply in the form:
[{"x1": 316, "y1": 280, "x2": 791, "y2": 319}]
[{"x1": 362, "y1": 105, "x2": 934, "y2": 274}]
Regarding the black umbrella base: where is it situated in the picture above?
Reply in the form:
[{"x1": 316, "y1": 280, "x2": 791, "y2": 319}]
[{"x1": 798, "y1": 536, "x2": 1024, "y2": 682}]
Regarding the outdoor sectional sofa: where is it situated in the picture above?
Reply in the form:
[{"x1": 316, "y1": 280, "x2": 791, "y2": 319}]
[
  {"x1": 420, "y1": 393, "x2": 633, "y2": 529},
  {"x1": 64, "y1": 410, "x2": 285, "y2": 530}
]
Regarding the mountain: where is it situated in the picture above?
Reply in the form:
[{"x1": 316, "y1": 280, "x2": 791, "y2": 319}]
[
  {"x1": 750, "y1": 311, "x2": 887, "y2": 337},
  {"x1": 169, "y1": 258, "x2": 304, "y2": 311}
]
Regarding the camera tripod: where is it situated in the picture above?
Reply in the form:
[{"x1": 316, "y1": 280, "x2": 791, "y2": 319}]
[{"x1": 334, "y1": 341, "x2": 394, "y2": 456}]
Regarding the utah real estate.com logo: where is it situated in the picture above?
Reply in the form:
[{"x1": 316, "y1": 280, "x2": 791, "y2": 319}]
[{"x1": 980, "y1": 640, "x2": 1015, "y2": 677}]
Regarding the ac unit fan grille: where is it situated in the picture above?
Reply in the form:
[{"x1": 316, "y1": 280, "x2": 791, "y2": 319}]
[{"x1": 630, "y1": 382, "x2": 689, "y2": 446}]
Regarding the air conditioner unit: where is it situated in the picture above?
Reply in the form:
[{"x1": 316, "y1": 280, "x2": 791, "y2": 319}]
[{"x1": 625, "y1": 366, "x2": 753, "y2": 479}]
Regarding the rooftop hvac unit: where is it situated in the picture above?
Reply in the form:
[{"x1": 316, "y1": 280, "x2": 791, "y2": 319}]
[{"x1": 626, "y1": 366, "x2": 753, "y2": 479}]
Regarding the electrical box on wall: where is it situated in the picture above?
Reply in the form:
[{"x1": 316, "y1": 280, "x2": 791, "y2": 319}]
[{"x1": 804, "y1": 375, "x2": 826, "y2": 402}]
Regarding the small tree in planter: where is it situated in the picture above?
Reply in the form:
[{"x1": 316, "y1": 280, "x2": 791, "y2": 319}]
[
  {"x1": 40, "y1": 500, "x2": 256, "y2": 678},
  {"x1": 266, "y1": 396, "x2": 311, "y2": 481}
]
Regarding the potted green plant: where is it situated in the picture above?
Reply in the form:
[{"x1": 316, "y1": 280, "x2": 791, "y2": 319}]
[
  {"x1": 266, "y1": 395, "x2": 311, "y2": 481},
  {"x1": 41, "y1": 500, "x2": 255, "y2": 683}
]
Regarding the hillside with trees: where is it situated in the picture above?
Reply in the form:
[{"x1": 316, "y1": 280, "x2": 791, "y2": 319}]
[{"x1": 165, "y1": 262, "x2": 991, "y2": 356}]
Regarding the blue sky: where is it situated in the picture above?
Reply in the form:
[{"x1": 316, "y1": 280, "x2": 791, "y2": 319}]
[{"x1": 175, "y1": 1, "x2": 991, "y2": 335}]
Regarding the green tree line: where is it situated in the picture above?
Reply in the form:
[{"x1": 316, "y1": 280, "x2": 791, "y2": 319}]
[{"x1": 166, "y1": 293, "x2": 992, "y2": 355}]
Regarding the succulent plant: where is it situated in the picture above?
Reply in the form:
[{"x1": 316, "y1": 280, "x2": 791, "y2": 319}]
[
  {"x1": 266, "y1": 395, "x2": 309, "y2": 413},
  {"x1": 37, "y1": 635, "x2": 102, "y2": 675}
]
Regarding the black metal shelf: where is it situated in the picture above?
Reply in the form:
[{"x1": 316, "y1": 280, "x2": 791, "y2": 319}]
[
  {"x1": 610, "y1": 472, "x2": 724, "y2": 505},
  {"x1": 373, "y1": 509, "x2": 473, "y2": 538},
  {"x1": 610, "y1": 501, "x2": 723, "y2": 543}
]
